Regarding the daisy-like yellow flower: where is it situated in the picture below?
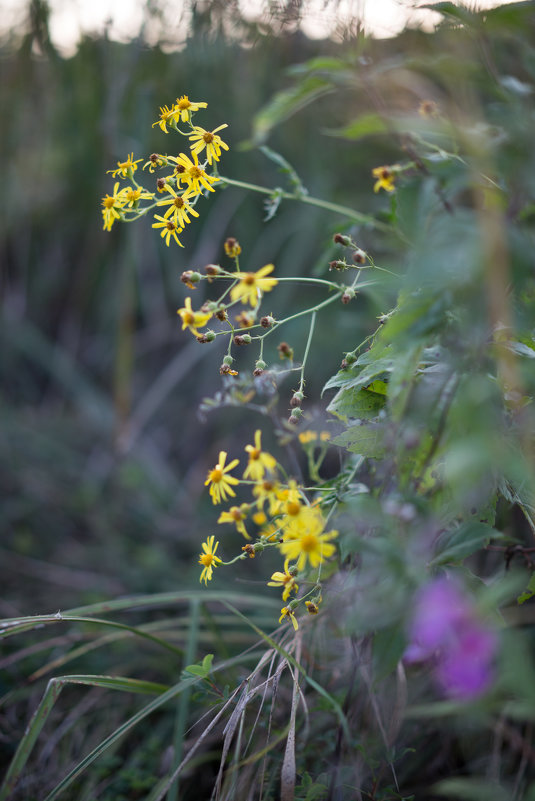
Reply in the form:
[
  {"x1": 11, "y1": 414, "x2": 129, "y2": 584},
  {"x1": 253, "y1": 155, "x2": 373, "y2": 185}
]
[
  {"x1": 243, "y1": 429, "x2": 277, "y2": 481},
  {"x1": 156, "y1": 185, "x2": 199, "y2": 228},
  {"x1": 123, "y1": 186, "x2": 154, "y2": 208},
  {"x1": 253, "y1": 478, "x2": 283, "y2": 516},
  {"x1": 152, "y1": 105, "x2": 177, "y2": 134},
  {"x1": 230, "y1": 264, "x2": 278, "y2": 307},
  {"x1": 198, "y1": 535, "x2": 222, "y2": 584},
  {"x1": 279, "y1": 606, "x2": 299, "y2": 631},
  {"x1": 189, "y1": 124, "x2": 229, "y2": 165},
  {"x1": 101, "y1": 182, "x2": 127, "y2": 231},
  {"x1": 152, "y1": 215, "x2": 184, "y2": 247},
  {"x1": 173, "y1": 95, "x2": 208, "y2": 123},
  {"x1": 168, "y1": 152, "x2": 220, "y2": 195},
  {"x1": 205, "y1": 451, "x2": 240, "y2": 505},
  {"x1": 268, "y1": 559, "x2": 298, "y2": 601},
  {"x1": 177, "y1": 297, "x2": 212, "y2": 336},
  {"x1": 107, "y1": 153, "x2": 143, "y2": 178},
  {"x1": 372, "y1": 165, "x2": 397, "y2": 193},
  {"x1": 279, "y1": 512, "x2": 338, "y2": 571},
  {"x1": 218, "y1": 505, "x2": 250, "y2": 539},
  {"x1": 278, "y1": 480, "x2": 305, "y2": 520}
]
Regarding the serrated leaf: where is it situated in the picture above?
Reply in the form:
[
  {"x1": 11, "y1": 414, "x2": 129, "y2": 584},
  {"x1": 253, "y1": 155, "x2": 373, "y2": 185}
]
[
  {"x1": 322, "y1": 355, "x2": 394, "y2": 394},
  {"x1": 431, "y1": 521, "x2": 504, "y2": 566},
  {"x1": 327, "y1": 386, "x2": 386, "y2": 423},
  {"x1": 331, "y1": 423, "x2": 385, "y2": 458},
  {"x1": 324, "y1": 112, "x2": 388, "y2": 141}
]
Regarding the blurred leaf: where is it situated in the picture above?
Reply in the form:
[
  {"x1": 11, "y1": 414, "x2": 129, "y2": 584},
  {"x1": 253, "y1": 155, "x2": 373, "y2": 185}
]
[
  {"x1": 324, "y1": 112, "x2": 388, "y2": 141},
  {"x1": 518, "y1": 572, "x2": 535, "y2": 604},
  {"x1": 252, "y1": 76, "x2": 334, "y2": 144},
  {"x1": 431, "y1": 521, "x2": 504, "y2": 566},
  {"x1": 331, "y1": 423, "x2": 385, "y2": 458},
  {"x1": 432, "y1": 778, "x2": 510, "y2": 801},
  {"x1": 373, "y1": 624, "x2": 406, "y2": 683},
  {"x1": 327, "y1": 385, "x2": 386, "y2": 422}
]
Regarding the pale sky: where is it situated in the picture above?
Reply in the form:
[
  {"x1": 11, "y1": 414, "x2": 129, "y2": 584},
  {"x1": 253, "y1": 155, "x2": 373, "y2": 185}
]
[{"x1": 0, "y1": 0, "x2": 522, "y2": 54}]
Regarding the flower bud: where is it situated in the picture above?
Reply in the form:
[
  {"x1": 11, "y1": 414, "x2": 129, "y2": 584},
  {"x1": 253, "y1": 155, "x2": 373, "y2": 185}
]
[
  {"x1": 333, "y1": 232, "x2": 351, "y2": 247},
  {"x1": 234, "y1": 334, "x2": 251, "y2": 346},
  {"x1": 197, "y1": 330, "x2": 215, "y2": 343},
  {"x1": 352, "y1": 249, "x2": 367, "y2": 265},
  {"x1": 223, "y1": 355, "x2": 234, "y2": 367},
  {"x1": 278, "y1": 342, "x2": 293, "y2": 361},
  {"x1": 329, "y1": 260, "x2": 348, "y2": 271},
  {"x1": 215, "y1": 307, "x2": 228, "y2": 322},
  {"x1": 204, "y1": 263, "x2": 221, "y2": 276},
  {"x1": 290, "y1": 391, "x2": 304, "y2": 408},
  {"x1": 224, "y1": 237, "x2": 242, "y2": 258},
  {"x1": 255, "y1": 359, "x2": 267, "y2": 371},
  {"x1": 341, "y1": 288, "x2": 356, "y2": 304},
  {"x1": 288, "y1": 408, "x2": 303, "y2": 425},
  {"x1": 181, "y1": 270, "x2": 201, "y2": 288},
  {"x1": 156, "y1": 177, "x2": 167, "y2": 192},
  {"x1": 260, "y1": 315, "x2": 275, "y2": 328}
]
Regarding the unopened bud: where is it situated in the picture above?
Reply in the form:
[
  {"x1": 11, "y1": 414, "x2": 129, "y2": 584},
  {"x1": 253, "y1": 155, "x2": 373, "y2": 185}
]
[
  {"x1": 341, "y1": 288, "x2": 356, "y2": 304},
  {"x1": 329, "y1": 260, "x2": 348, "y2": 271},
  {"x1": 290, "y1": 391, "x2": 304, "y2": 408},
  {"x1": 234, "y1": 334, "x2": 251, "y2": 346},
  {"x1": 333, "y1": 232, "x2": 351, "y2": 247},
  {"x1": 260, "y1": 315, "x2": 275, "y2": 328},
  {"x1": 352, "y1": 249, "x2": 367, "y2": 265},
  {"x1": 215, "y1": 307, "x2": 228, "y2": 322},
  {"x1": 204, "y1": 263, "x2": 221, "y2": 276},
  {"x1": 288, "y1": 408, "x2": 303, "y2": 425},
  {"x1": 223, "y1": 355, "x2": 234, "y2": 366},
  {"x1": 180, "y1": 270, "x2": 201, "y2": 287},
  {"x1": 197, "y1": 330, "x2": 215, "y2": 343},
  {"x1": 255, "y1": 359, "x2": 267, "y2": 371}
]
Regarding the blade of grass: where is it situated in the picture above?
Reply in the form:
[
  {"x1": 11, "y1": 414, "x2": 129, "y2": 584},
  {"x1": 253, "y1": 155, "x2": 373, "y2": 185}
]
[{"x1": 0, "y1": 674, "x2": 168, "y2": 801}]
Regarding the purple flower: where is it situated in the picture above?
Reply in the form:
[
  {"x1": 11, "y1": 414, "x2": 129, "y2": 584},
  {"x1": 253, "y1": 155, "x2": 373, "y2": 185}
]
[{"x1": 405, "y1": 577, "x2": 498, "y2": 700}]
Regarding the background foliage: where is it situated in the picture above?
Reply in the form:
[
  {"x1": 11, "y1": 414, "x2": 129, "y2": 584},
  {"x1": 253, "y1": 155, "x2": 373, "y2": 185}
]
[{"x1": 2, "y1": 1, "x2": 535, "y2": 799}]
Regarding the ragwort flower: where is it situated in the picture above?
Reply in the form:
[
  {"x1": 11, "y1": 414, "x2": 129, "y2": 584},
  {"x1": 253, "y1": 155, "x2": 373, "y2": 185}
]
[
  {"x1": 173, "y1": 95, "x2": 208, "y2": 123},
  {"x1": 198, "y1": 535, "x2": 222, "y2": 584},
  {"x1": 156, "y1": 185, "x2": 199, "y2": 228},
  {"x1": 372, "y1": 165, "x2": 397, "y2": 193},
  {"x1": 230, "y1": 264, "x2": 278, "y2": 307},
  {"x1": 218, "y1": 505, "x2": 250, "y2": 539},
  {"x1": 107, "y1": 152, "x2": 143, "y2": 178},
  {"x1": 268, "y1": 559, "x2": 298, "y2": 601},
  {"x1": 279, "y1": 606, "x2": 299, "y2": 631},
  {"x1": 152, "y1": 105, "x2": 177, "y2": 134},
  {"x1": 101, "y1": 182, "x2": 127, "y2": 231},
  {"x1": 123, "y1": 186, "x2": 154, "y2": 208},
  {"x1": 169, "y1": 151, "x2": 220, "y2": 195},
  {"x1": 177, "y1": 297, "x2": 212, "y2": 336},
  {"x1": 243, "y1": 429, "x2": 277, "y2": 481},
  {"x1": 205, "y1": 451, "x2": 240, "y2": 504},
  {"x1": 189, "y1": 124, "x2": 229, "y2": 165},
  {"x1": 152, "y1": 215, "x2": 184, "y2": 247},
  {"x1": 279, "y1": 508, "x2": 338, "y2": 571}
]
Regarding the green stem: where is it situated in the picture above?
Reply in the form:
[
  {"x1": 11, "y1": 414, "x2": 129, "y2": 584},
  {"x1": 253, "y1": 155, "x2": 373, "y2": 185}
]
[
  {"x1": 298, "y1": 311, "x2": 317, "y2": 391},
  {"x1": 219, "y1": 176, "x2": 393, "y2": 233}
]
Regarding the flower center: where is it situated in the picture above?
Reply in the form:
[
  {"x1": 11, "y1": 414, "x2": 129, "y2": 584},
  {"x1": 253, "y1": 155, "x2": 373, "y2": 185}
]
[
  {"x1": 300, "y1": 533, "x2": 318, "y2": 552},
  {"x1": 174, "y1": 197, "x2": 185, "y2": 208},
  {"x1": 203, "y1": 132, "x2": 214, "y2": 143},
  {"x1": 287, "y1": 501, "x2": 301, "y2": 516},
  {"x1": 175, "y1": 165, "x2": 186, "y2": 174},
  {"x1": 231, "y1": 507, "x2": 243, "y2": 521},
  {"x1": 243, "y1": 274, "x2": 256, "y2": 285},
  {"x1": 104, "y1": 197, "x2": 115, "y2": 209},
  {"x1": 249, "y1": 448, "x2": 260, "y2": 461},
  {"x1": 178, "y1": 97, "x2": 191, "y2": 109},
  {"x1": 189, "y1": 167, "x2": 202, "y2": 179},
  {"x1": 263, "y1": 481, "x2": 274, "y2": 491},
  {"x1": 210, "y1": 468, "x2": 223, "y2": 483},
  {"x1": 166, "y1": 222, "x2": 176, "y2": 231},
  {"x1": 200, "y1": 553, "x2": 213, "y2": 567}
]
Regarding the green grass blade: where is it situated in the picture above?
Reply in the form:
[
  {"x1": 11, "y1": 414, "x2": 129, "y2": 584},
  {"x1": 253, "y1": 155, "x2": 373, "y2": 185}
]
[{"x1": 0, "y1": 674, "x2": 167, "y2": 801}]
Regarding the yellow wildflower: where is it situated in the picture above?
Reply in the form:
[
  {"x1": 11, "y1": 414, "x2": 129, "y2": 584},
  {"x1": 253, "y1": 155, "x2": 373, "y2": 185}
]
[
  {"x1": 279, "y1": 606, "x2": 299, "y2": 631},
  {"x1": 152, "y1": 105, "x2": 176, "y2": 134},
  {"x1": 278, "y1": 480, "x2": 305, "y2": 520},
  {"x1": 107, "y1": 153, "x2": 143, "y2": 179},
  {"x1": 205, "y1": 451, "x2": 240, "y2": 504},
  {"x1": 101, "y1": 182, "x2": 127, "y2": 231},
  {"x1": 268, "y1": 559, "x2": 298, "y2": 601},
  {"x1": 123, "y1": 186, "x2": 154, "y2": 208},
  {"x1": 173, "y1": 95, "x2": 208, "y2": 123},
  {"x1": 298, "y1": 431, "x2": 318, "y2": 445},
  {"x1": 279, "y1": 511, "x2": 338, "y2": 571},
  {"x1": 168, "y1": 151, "x2": 219, "y2": 195},
  {"x1": 198, "y1": 535, "x2": 222, "y2": 584},
  {"x1": 230, "y1": 264, "x2": 278, "y2": 307},
  {"x1": 224, "y1": 238, "x2": 241, "y2": 258},
  {"x1": 243, "y1": 430, "x2": 277, "y2": 481},
  {"x1": 189, "y1": 124, "x2": 229, "y2": 165},
  {"x1": 177, "y1": 297, "x2": 212, "y2": 336},
  {"x1": 143, "y1": 153, "x2": 167, "y2": 173},
  {"x1": 372, "y1": 165, "x2": 397, "y2": 193},
  {"x1": 218, "y1": 505, "x2": 250, "y2": 540},
  {"x1": 152, "y1": 215, "x2": 184, "y2": 247},
  {"x1": 156, "y1": 185, "x2": 199, "y2": 228},
  {"x1": 253, "y1": 479, "x2": 283, "y2": 516}
]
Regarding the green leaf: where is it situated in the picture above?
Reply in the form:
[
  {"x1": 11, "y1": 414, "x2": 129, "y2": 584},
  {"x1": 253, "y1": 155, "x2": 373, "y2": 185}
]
[
  {"x1": 373, "y1": 624, "x2": 407, "y2": 683},
  {"x1": 518, "y1": 572, "x2": 535, "y2": 605},
  {"x1": 327, "y1": 386, "x2": 386, "y2": 423},
  {"x1": 322, "y1": 355, "x2": 394, "y2": 394},
  {"x1": 432, "y1": 778, "x2": 510, "y2": 801},
  {"x1": 324, "y1": 112, "x2": 388, "y2": 141},
  {"x1": 331, "y1": 423, "x2": 385, "y2": 458},
  {"x1": 431, "y1": 521, "x2": 504, "y2": 566},
  {"x1": 252, "y1": 77, "x2": 334, "y2": 144}
]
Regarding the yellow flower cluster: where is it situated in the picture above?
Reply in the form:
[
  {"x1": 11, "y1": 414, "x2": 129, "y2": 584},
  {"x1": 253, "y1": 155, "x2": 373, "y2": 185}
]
[
  {"x1": 198, "y1": 429, "x2": 337, "y2": 631},
  {"x1": 102, "y1": 94, "x2": 228, "y2": 247}
]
